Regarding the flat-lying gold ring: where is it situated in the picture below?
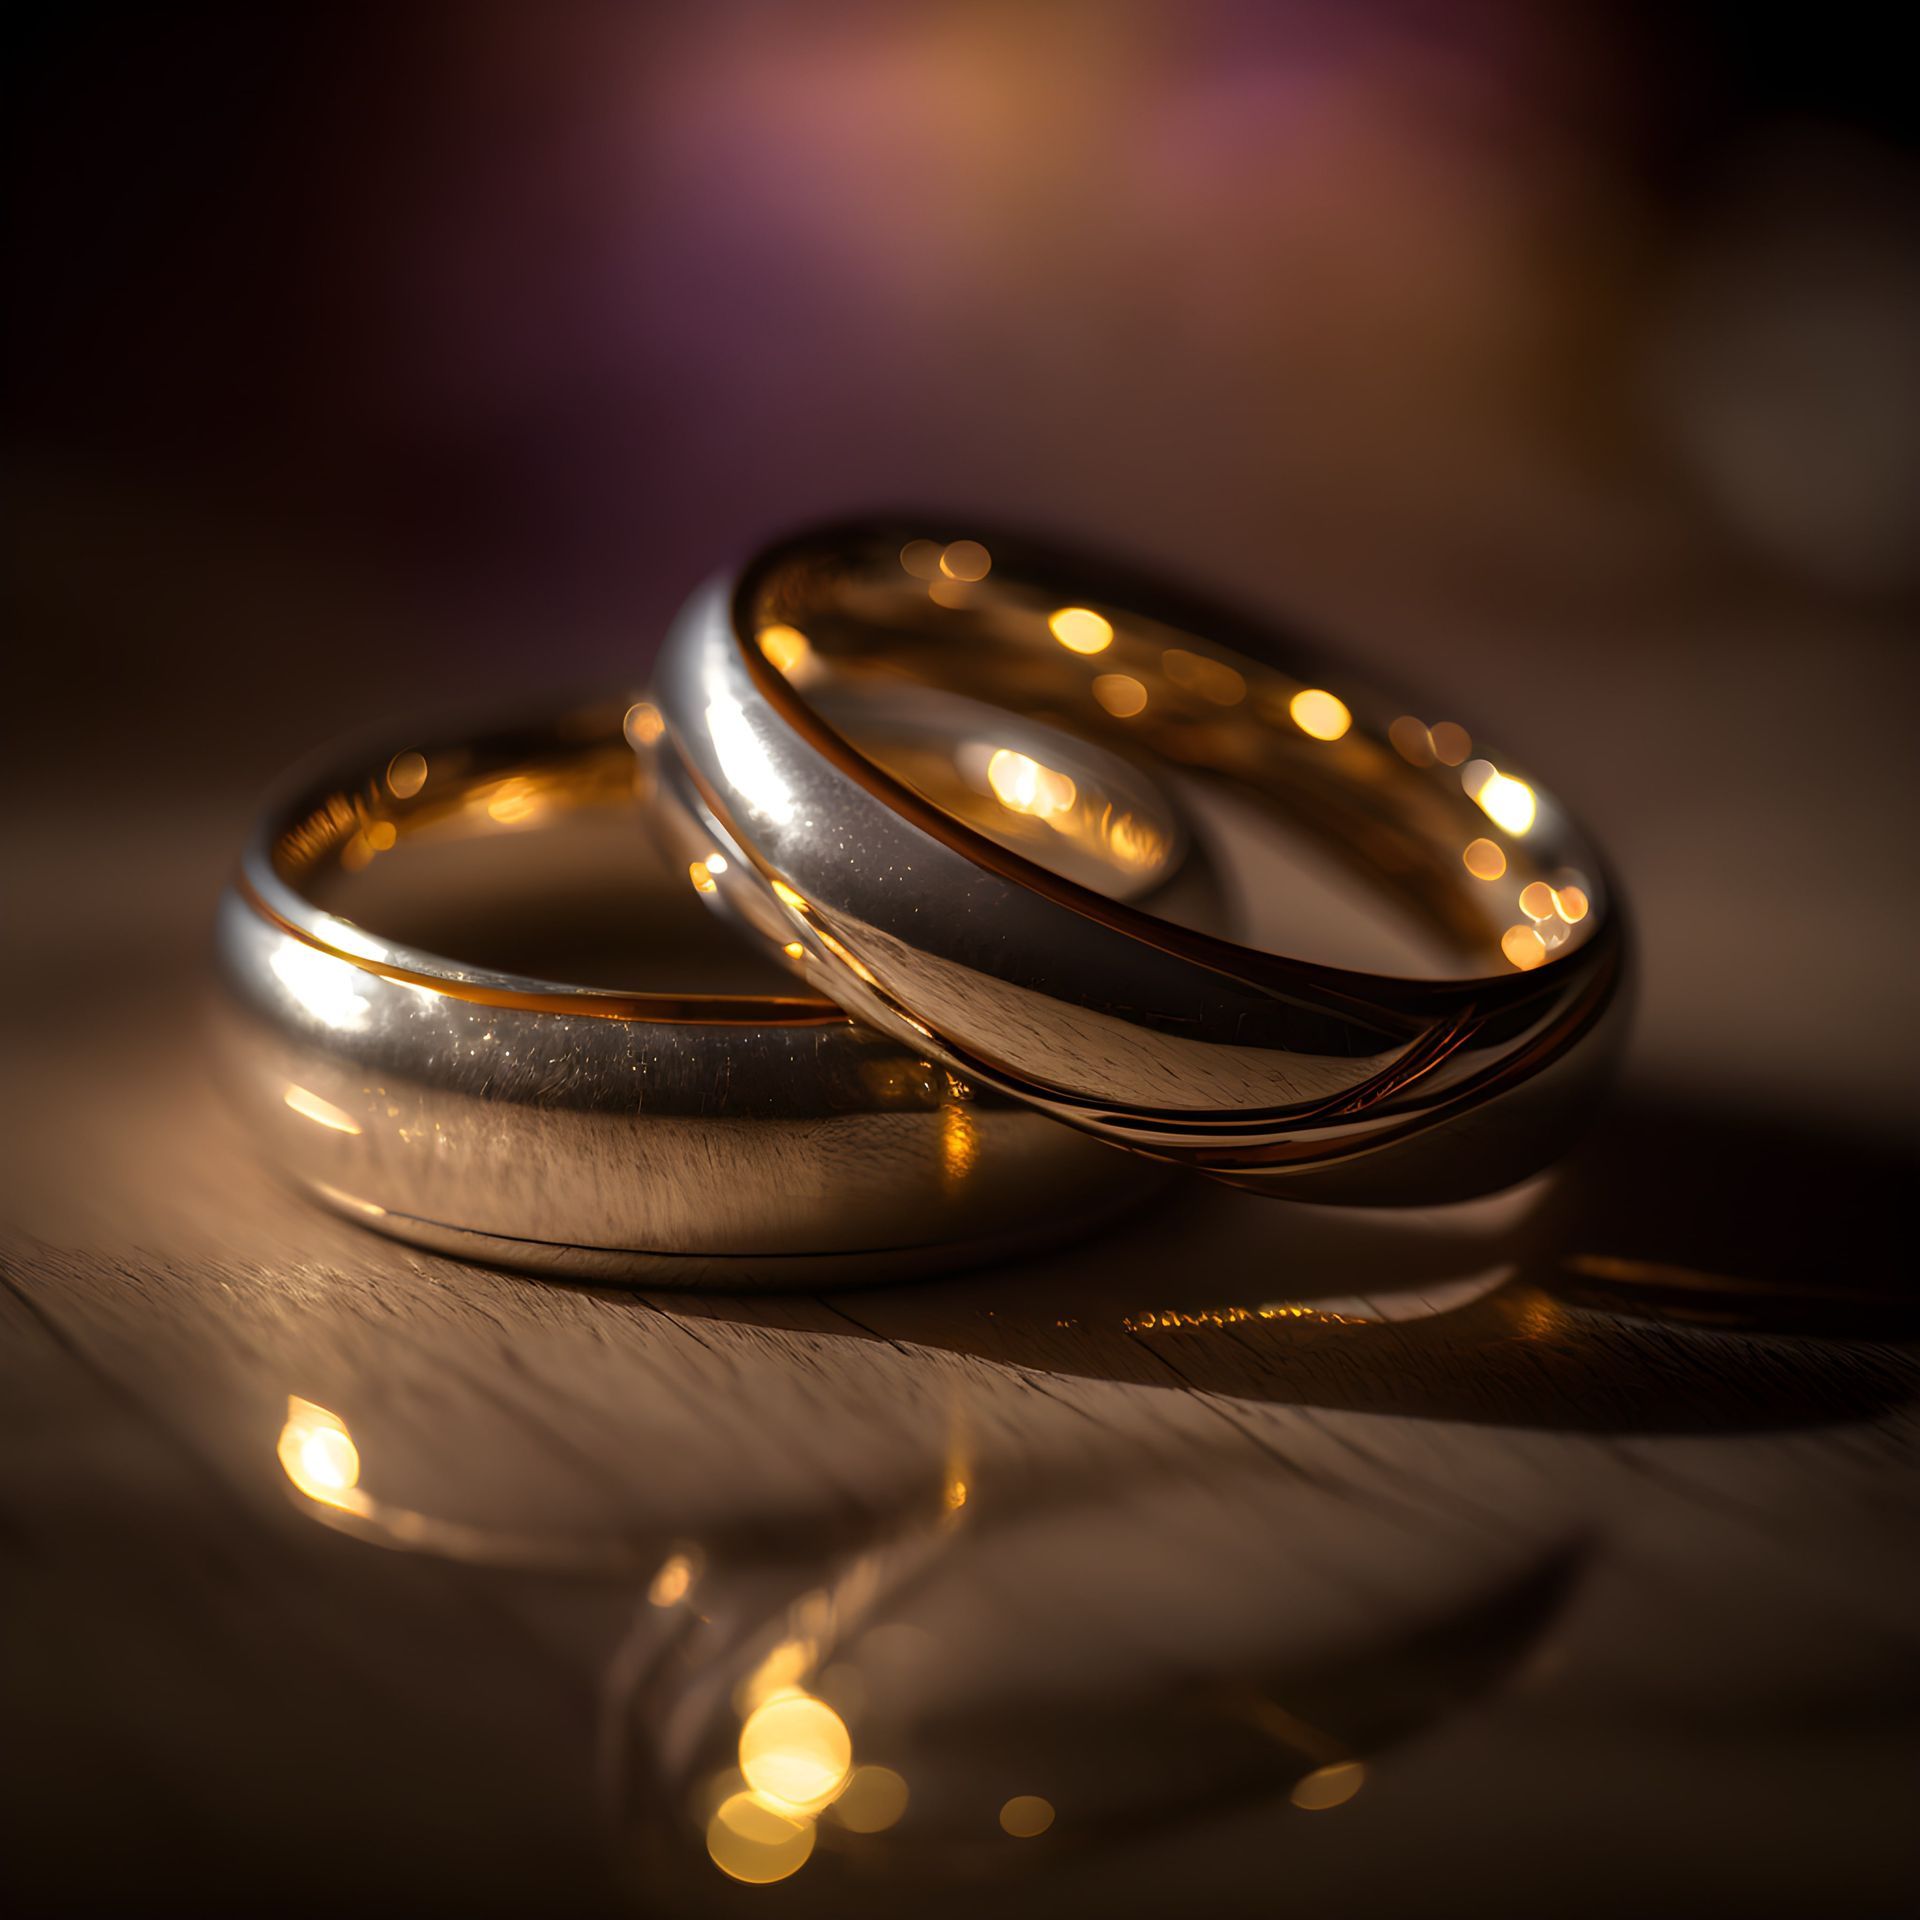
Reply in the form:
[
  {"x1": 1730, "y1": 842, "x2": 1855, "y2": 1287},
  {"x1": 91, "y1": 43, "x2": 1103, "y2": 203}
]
[
  {"x1": 213, "y1": 696, "x2": 1145, "y2": 1282},
  {"x1": 648, "y1": 521, "x2": 1629, "y2": 1202}
]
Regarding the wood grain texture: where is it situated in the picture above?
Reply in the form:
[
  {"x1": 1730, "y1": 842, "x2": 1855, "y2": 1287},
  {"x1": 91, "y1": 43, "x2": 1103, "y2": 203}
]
[{"x1": 5, "y1": 742, "x2": 1917, "y2": 1918}]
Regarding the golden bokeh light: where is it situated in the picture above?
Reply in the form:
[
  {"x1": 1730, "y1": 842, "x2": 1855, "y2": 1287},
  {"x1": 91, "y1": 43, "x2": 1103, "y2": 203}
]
[
  {"x1": 757, "y1": 624, "x2": 812, "y2": 676},
  {"x1": 1290, "y1": 1761, "x2": 1366, "y2": 1811},
  {"x1": 986, "y1": 748, "x2": 1076, "y2": 819},
  {"x1": 829, "y1": 1765, "x2": 910, "y2": 1835},
  {"x1": 782, "y1": 940, "x2": 807, "y2": 960},
  {"x1": 1501, "y1": 924, "x2": 1548, "y2": 971},
  {"x1": 739, "y1": 1693, "x2": 853, "y2": 1812},
  {"x1": 623, "y1": 701, "x2": 664, "y2": 748},
  {"x1": 385, "y1": 750, "x2": 429, "y2": 798},
  {"x1": 1463, "y1": 761, "x2": 1537, "y2": 835},
  {"x1": 282, "y1": 1083, "x2": 362, "y2": 1136},
  {"x1": 940, "y1": 1101, "x2": 980, "y2": 1186},
  {"x1": 1462, "y1": 837, "x2": 1506, "y2": 881},
  {"x1": 484, "y1": 777, "x2": 543, "y2": 826},
  {"x1": 899, "y1": 538, "x2": 945, "y2": 580},
  {"x1": 1389, "y1": 715, "x2": 1435, "y2": 766},
  {"x1": 1103, "y1": 808, "x2": 1167, "y2": 872},
  {"x1": 1048, "y1": 606, "x2": 1113, "y2": 654},
  {"x1": 1289, "y1": 688, "x2": 1352, "y2": 741},
  {"x1": 276, "y1": 1397, "x2": 363, "y2": 1511},
  {"x1": 1429, "y1": 721, "x2": 1472, "y2": 766},
  {"x1": 1518, "y1": 880, "x2": 1558, "y2": 921},
  {"x1": 688, "y1": 860, "x2": 718, "y2": 896},
  {"x1": 1552, "y1": 884, "x2": 1591, "y2": 923},
  {"x1": 999, "y1": 1795, "x2": 1055, "y2": 1838},
  {"x1": 648, "y1": 1552, "x2": 696, "y2": 1608},
  {"x1": 770, "y1": 879, "x2": 808, "y2": 911},
  {"x1": 939, "y1": 539, "x2": 992, "y2": 582},
  {"x1": 364, "y1": 820, "x2": 397, "y2": 852},
  {"x1": 706, "y1": 1791, "x2": 816, "y2": 1885},
  {"x1": 1092, "y1": 672, "x2": 1148, "y2": 718}
]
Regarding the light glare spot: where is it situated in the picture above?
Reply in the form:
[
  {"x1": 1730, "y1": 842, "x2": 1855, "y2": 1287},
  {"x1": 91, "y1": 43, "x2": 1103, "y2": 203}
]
[
  {"x1": 1463, "y1": 838, "x2": 1507, "y2": 880},
  {"x1": 648, "y1": 1552, "x2": 696, "y2": 1607},
  {"x1": 705, "y1": 692, "x2": 796, "y2": 826},
  {"x1": 1463, "y1": 760, "x2": 1537, "y2": 834},
  {"x1": 1502, "y1": 924, "x2": 1548, "y2": 971},
  {"x1": 1049, "y1": 606, "x2": 1113, "y2": 654},
  {"x1": 757, "y1": 624, "x2": 811, "y2": 675},
  {"x1": 270, "y1": 938, "x2": 371, "y2": 1031},
  {"x1": 276, "y1": 1397, "x2": 362, "y2": 1510},
  {"x1": 484, "y1": 777, "x2": 542, "y2": 825},
  {"x1": 1289, "y1": 688, "x2": 1352, "y2": 741},
  {"x1": 986, "y1": 748, "x2": 1076, "y2": 818},
  {"x1": 940, "y1": 1103, "x2": 979, "y2": 1186},
  {"x1": 706, "y1": 1792, "x2": 815, "y2": 1884},
  {"x1": 283, "y1": 1083, "x2": 362, "y2": 1135},
  {"x1": 738, "y1": 1694, "x2": 853, "y2": 1812},
  {"x1": 1429, "y1": 721, "x2": 1472, "y2": 765},
  {"x1": 1518, "y1": 880, "x2": 1557, "y2": 920}
]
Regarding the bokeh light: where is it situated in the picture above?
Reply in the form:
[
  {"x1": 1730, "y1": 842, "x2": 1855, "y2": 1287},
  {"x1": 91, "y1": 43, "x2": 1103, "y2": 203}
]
[
  {"x1": 1288, "y1": 688, "x2": 1352, "y2": 741},
  {"x1": 1049, "y1": 606, "x2": 1114, "y2": 653},
  {"x1": 999, "y1": 1794, "x2": 1055, "y2": 1837},
  {"x1": 738, "y1": 1693, "x2": 853, "y2": 1811},
  {"x1": 706, "y1": 1792, "x2": 816, "y2": 1884}
]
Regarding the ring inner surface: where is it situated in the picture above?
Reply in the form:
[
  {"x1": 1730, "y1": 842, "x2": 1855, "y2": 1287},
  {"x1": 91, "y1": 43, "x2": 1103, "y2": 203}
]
[
  {"x1": 257, "y1": 704, "x2": 821, "y2": 1009},
  {"x1": 740, "y1": 531, "x2": 1607, "y2": 983}
]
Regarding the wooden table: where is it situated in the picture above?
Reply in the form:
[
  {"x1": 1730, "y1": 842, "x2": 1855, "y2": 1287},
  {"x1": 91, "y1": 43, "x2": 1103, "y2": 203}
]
[{"x1": 5, "y1": 485, "x2": 1916, "y2": 1918}]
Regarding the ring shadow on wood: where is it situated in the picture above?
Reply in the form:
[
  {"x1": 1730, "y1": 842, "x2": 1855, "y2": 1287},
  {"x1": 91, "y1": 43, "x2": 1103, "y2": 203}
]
[{"x1": 647, "y1": 1093, "x2": 1918, "y2": 1435}]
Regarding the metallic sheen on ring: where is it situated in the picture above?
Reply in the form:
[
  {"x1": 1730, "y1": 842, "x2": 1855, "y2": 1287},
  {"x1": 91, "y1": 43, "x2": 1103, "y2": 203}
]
[
  {"x1": 649, "y1": 523, "x2": 1630, "y2": 1203},
  {"x1": 212, "y1": 699, "x2": 1142, "y2": 1283}
]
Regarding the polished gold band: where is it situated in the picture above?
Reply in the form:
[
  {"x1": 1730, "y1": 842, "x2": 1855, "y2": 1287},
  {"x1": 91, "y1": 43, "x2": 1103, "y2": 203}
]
[
  {"x1": 648, "y1": 522, "x2": 1629, "y2": 1201},
  {"x1": 213, "y1": 697, "x2": 1144, "y2": 1281}
]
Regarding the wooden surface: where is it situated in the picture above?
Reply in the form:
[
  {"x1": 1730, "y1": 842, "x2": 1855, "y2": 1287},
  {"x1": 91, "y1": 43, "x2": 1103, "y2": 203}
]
[
  {"x1": 10, "y1": 13, "x2": 1920, "y2": 1907},
  {"x1": 6, "y1": 577, "x2": 1918, "y2": 1917}
]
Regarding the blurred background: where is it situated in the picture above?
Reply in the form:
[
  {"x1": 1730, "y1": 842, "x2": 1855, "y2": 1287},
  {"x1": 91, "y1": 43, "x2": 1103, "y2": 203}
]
[
  {"x1": 9, "y1": 0, "x2": 1919, "y2": 1121},
  {"x1": 5, "y1": 4, "x2": 1917, "y2": 1915}
]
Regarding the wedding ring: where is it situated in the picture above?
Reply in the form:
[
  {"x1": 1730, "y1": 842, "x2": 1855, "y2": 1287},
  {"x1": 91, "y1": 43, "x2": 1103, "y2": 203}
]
[
  {"x1": 648, "y1": 523, "x2": 1629, "y2": 1202},
  {"x1": 213, "y1": 697, "x2": 1141, "y2": 1282}
]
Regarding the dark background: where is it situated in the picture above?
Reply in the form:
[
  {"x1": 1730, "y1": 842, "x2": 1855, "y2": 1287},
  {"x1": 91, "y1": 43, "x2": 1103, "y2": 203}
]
[
  {"x1": 11, "y1": 0, "x2": 1918, "y2": 1134},
  {"x1": 5, "y1": 5, "x2": 1917, "y2": 1916}
]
